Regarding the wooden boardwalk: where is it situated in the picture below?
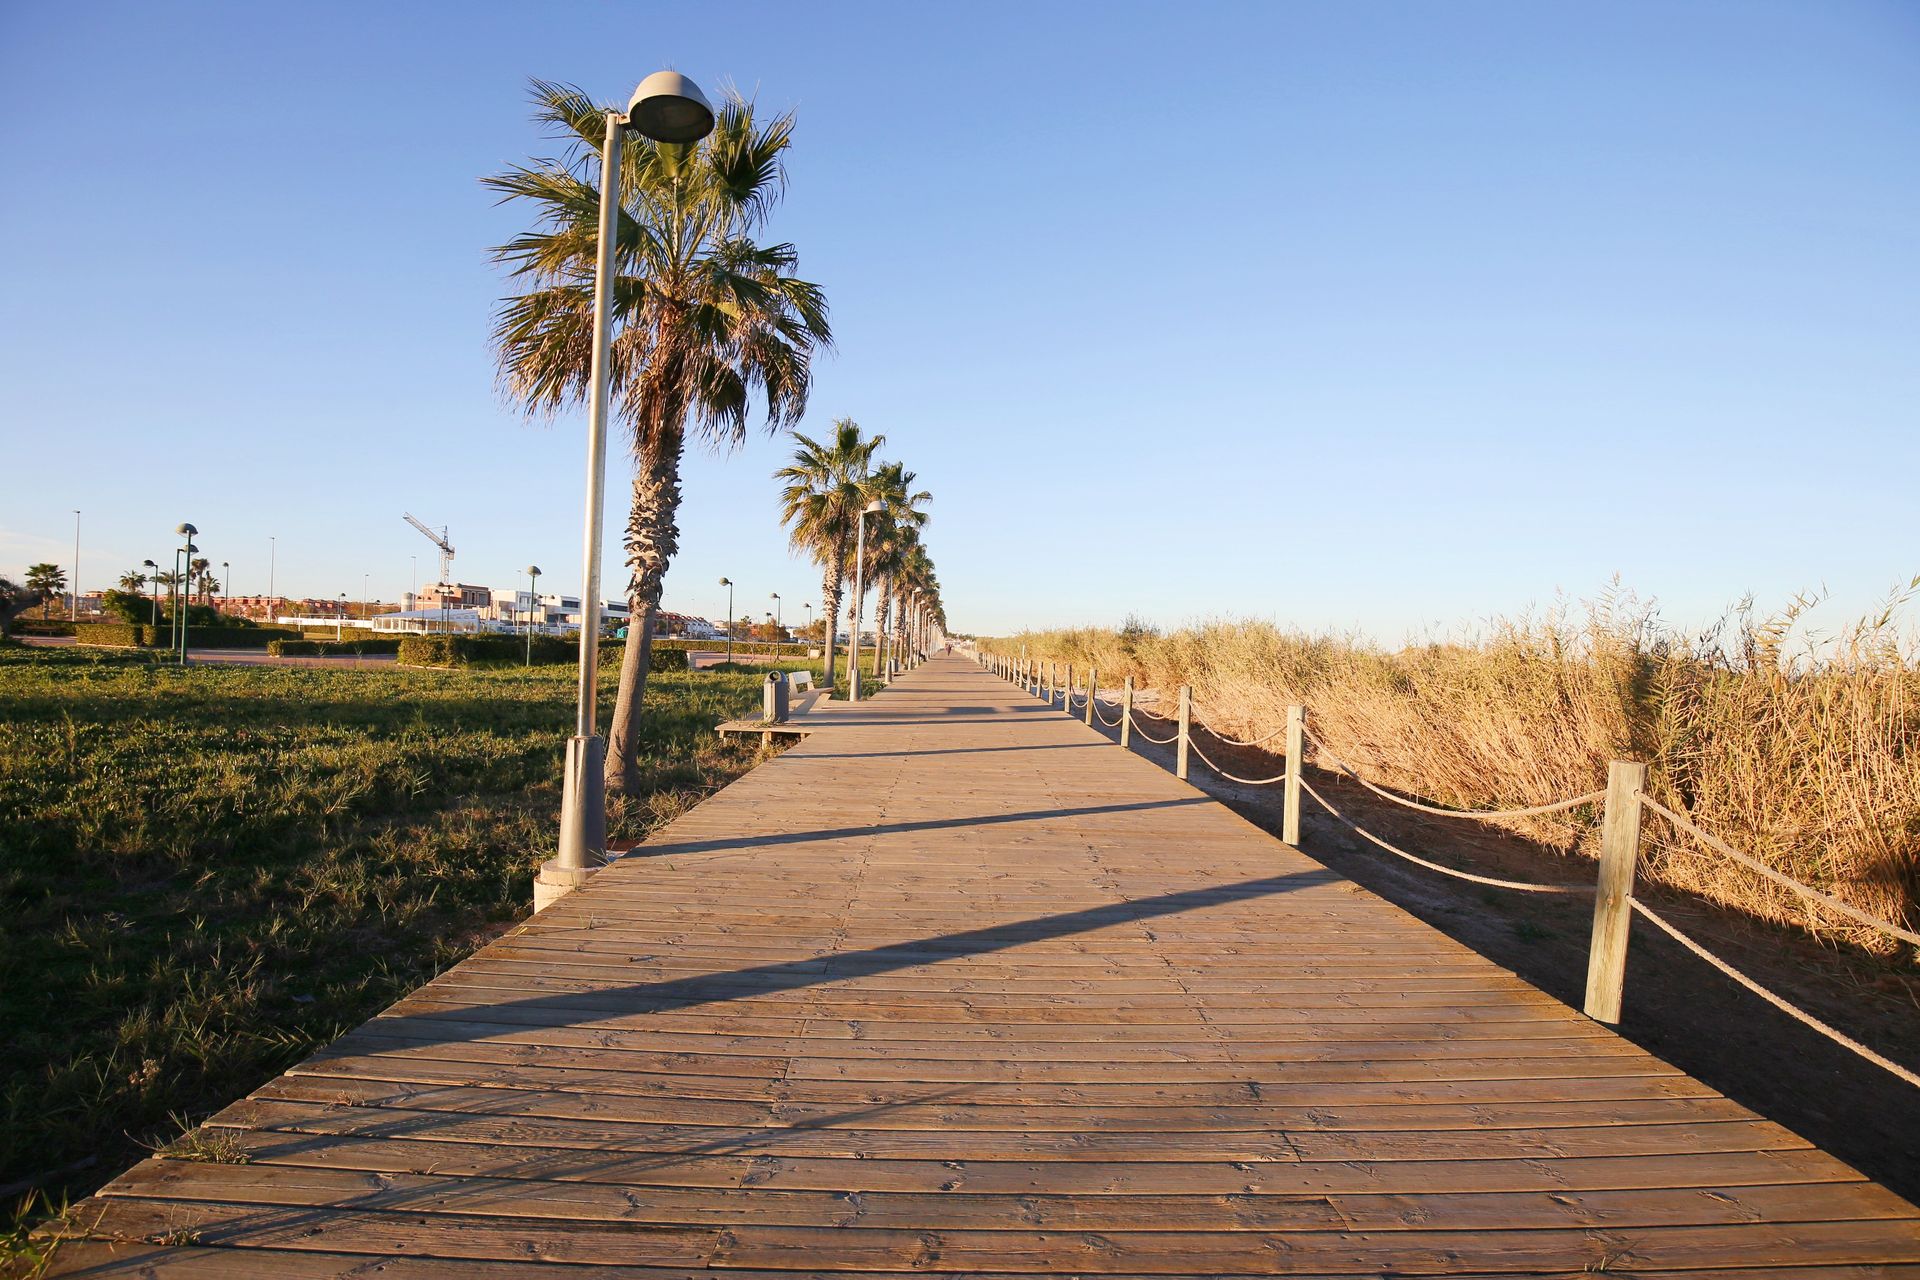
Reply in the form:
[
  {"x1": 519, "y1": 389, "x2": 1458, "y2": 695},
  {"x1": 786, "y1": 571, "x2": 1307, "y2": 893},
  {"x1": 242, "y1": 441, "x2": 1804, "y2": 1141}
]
[{"x1": 49, "y1": 656, "x2": 1920, "y2": 1275}]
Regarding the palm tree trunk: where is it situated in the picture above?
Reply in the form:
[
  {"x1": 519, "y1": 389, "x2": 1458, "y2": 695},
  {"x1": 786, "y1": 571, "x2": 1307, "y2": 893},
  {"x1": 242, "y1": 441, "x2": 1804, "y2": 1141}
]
[
  {"x1": 819, "y1": 569, "x2": 844, "y2": 689},
  {"x1": 872, "y1": 592, "x2": 889, "y2": 681},
  {"x1": 605, "y1": 436, "x2": 685, "y2": 794}
]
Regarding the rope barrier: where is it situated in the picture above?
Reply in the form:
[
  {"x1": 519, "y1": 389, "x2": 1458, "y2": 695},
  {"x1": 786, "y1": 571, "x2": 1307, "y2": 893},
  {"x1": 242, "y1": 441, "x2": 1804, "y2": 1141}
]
[
  {"x1": 1187, "y1": 737, "x2": 1289, "y2": 786},
  {"x1": 1630, "y1": 899, "x2": 1920, "y2": 1089},
  {"x1": 1299, "y1": 778, "x2": 1589, "y2": 896},
  {"x1": 1304, "y1": 729, "x2": 1605, "y2": 821},
  {"x1": 1128, "y1": 710, "x2": 1180, "y2": 744},
  {"x1": 1192, "y1": 718, "x2": 1288, "y2": 748},
  {"x1": 1640, "y1": 797, "x2": 1920, "y2": 949},
  {"x1": 1094, "y1": 699, "x2": 1124, "y2": 728}
]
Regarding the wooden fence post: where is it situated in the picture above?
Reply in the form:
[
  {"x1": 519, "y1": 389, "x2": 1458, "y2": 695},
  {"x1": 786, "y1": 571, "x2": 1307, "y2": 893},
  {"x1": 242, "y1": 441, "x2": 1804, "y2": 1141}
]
[
  {"x1": 1176, "y1": 685, "x2": 1192, "y2": 780},
  {"x1": 1584, "y1": 760, "x2": 1647, "y2": 1025},
  {"x1": 1066, "y1": 663, "x2": 1074, "y2": 711},
  {"x1": 1283, "y1": 704, "x2": 1305, "y2": 846},
  {"x1": 1086, "y1": 668, "x2": 1098, "y2": 726},
  {"x1": 1121, "y1": 677, "x2": 1134, "y2": 748}
]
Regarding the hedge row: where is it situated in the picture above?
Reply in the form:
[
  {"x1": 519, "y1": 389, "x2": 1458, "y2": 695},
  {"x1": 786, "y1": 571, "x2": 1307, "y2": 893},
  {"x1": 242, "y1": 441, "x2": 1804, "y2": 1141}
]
[
  {"x1": 12, "y1": 619, "x2": 76, "y2": 636},
  {"x1": 73, "y1": 623, "x2": 300, "y2": 650},
  {"x1": 267, "y1": 638, "x2": 403, "y2": 657},
  {"x1": 397, "y1": 633, "x2": 579, "y2": 668}
]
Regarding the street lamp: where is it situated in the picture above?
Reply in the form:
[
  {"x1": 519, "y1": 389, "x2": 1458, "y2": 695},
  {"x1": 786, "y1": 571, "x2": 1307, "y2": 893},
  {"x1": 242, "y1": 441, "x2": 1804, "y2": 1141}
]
[
  {"x1": 268, "y1": 536, "x2": 276, "y2": 617},
  {"x1": 174, "y1": 523, "x2": 197, "y2": 664},
  {"x1": 547, "y1": 70, "x2": 717, "y2": 911},
  {"x1": 223, "y1": 561, "x2": 231, "y2": 614},
  {"x1": 337, "y1": 593, "x2": 347, "y2": 640},
  {"x1": 770, "y1": 591, "x2": 781, "y2": 639},
  {"x1": 142, "y1": 560, "x2": 159, "y2": 627},
  {"x1": 70, "y1": 510, "x2": 80, "y2": 621},
  {"x1": 525, "y1": 565, "x2": 542, "y2": 667},
  {"x1": 718, "y1": 577, "x2": 734, "y2": 665},
  {"x1": 848, "y1": 498, "x2": 884, "y2": 701},
  {"x1": 802, "y1": 602, "x2": 813, "y2": 643}
]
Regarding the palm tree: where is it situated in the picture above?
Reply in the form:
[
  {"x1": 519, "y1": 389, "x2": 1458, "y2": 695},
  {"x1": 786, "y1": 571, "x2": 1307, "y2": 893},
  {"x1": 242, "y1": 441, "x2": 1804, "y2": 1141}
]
[
  {"x1": 892, "y1": 544, "x2": 935, "y2": 663},
  {"x1": 188, "y1": 558, "x2": 211, "y2": 604},
  {"x1": 774, "y1": 419, "x2": 882, "y2": 690},
  {"x1": 117, "y1": 569, "x2": 147, "y2": 593},
  {"x1": 489, "y1": 80, "x2": 830, "y2": 793},
  {"x1": 24, "y1": 563, "x2": 65, "y2": 618},
  {"x1": 856, "y1": 461, "x2": 930, "y2": 681}
]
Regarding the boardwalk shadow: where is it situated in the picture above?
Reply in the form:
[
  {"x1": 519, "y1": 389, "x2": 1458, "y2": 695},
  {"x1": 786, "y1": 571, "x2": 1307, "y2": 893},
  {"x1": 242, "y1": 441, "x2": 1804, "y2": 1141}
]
[
  {"x1": 348, "y1": 867, "x2": 1338, "y2": 1048},
  {"x1": 636, "y1": 797, "x2": 1210, "y2": 857}
]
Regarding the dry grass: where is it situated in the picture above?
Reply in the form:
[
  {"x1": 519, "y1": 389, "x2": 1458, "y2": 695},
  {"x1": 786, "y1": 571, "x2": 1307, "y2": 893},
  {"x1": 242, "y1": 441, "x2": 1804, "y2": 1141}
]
[{"x1": 984, "y1": 582, "x2": 1920, "y2": 955}]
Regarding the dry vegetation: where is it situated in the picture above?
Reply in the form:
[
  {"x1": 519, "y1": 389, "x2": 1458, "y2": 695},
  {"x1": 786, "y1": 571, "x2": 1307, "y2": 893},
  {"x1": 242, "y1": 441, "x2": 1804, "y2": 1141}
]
[{"x1": 983, "y1": 582, "x2": 1920, "y2": 955}]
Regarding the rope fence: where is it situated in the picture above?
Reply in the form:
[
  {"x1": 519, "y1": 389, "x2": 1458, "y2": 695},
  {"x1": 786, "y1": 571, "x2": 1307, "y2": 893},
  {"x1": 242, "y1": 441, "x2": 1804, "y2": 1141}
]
[
  {"x1": 1630, "y1": 899, "x2": 1920, "y2": 1089},
  {"x1": 1306, "y1": 728, "x2": 1607, "y2": 821},
  {"x1": 1640, "y1": 796, "x2": 1920, "y2": 949},
  {"x1": 1300, "y1": 777, "x2": 1589, "y2": 895},
  {"x1": 976, "y1": 648, "x2": 1919, "y2": 1091}
]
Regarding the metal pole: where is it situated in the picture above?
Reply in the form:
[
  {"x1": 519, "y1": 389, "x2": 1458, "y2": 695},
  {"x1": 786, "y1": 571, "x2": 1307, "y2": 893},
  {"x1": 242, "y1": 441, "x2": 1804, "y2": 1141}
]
[
  {"x1": 553, "y1": 109, "x2": 622, "y2": 881},
  {"x1": 725, "y1": 580, "x2": 734, "y2": 664},
  {"x1": 71, "y1": 510, "x2": 80, "y2": 620},
  {"x1": 224, "y1": 563, "x2": 231, "y2": 613},
  {"x1": 849, "y1": 513, "x2": 869, "y2": 702},
  {"x1": 527, "y1": 569, "x2": 539, "y2": 667},
  {"x1": 268, "y1": 536, "x2": 276, "y2": 619}
]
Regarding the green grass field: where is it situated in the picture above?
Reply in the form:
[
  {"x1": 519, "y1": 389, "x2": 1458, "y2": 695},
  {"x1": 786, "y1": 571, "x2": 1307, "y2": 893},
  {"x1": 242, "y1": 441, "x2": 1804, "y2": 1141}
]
[{"x1": 0, "y1": 644, "x2": 797, "y2": 1222}]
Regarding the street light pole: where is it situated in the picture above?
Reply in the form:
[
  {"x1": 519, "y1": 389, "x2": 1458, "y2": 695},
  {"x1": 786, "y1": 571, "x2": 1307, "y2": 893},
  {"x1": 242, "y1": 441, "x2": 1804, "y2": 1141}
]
[
  {"x1": 174, "y1": 523, "x2": 197, "y2": 664},
  {"x1": 719, "y1": 578, "x2": 734, "y2": 665},
  {"x1": 143, "y1": 560, "x2": 159, "y2": 627},
  {"x1": 224, "y1": 562, "x2": 232, "y2": 614},
  {"x1": 268, "y1": 536, "x2": 276, "y2": 619},
  {"x1": 770, "y1": 592, "x2": 781, "y2": 641},
  {"x1": 71, "y1": 510, "x2": 80, "y2": 621},
  {"x1": 848, "y1": 499, "x2": 884, "y2": 702},
  {"x1": 545, "y1": 70, "x2": 716, "y2": 913},
  {"x1": 525, "y1": 565, "x2": 542, "y2": 667}
]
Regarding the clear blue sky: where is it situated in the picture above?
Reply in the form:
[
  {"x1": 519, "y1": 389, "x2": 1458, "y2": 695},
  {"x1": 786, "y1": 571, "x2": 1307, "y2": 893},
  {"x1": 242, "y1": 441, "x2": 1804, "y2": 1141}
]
[{"x1": 2, "y1": 1, "x2": 1915, "y2": 640}]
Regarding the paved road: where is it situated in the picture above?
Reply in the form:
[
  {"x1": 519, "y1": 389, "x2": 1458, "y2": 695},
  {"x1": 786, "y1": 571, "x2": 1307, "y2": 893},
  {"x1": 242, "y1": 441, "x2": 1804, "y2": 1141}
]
[{"x1": 45, "y1": 656, "x2": 1920, "y2": 1274}]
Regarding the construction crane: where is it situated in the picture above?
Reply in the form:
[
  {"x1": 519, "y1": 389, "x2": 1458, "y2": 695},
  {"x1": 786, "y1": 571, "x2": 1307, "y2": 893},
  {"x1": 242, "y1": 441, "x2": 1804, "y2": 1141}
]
[{"x1": 403, "y1": 513, "x2": 455, "y2": 584}]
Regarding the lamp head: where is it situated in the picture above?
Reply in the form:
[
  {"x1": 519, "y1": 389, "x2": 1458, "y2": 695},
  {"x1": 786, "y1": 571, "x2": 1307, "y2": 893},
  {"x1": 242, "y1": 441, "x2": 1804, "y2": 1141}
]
[
  {"x1": 142, "y1": 559, "x2": 156, "y2": 568},
  {"x1": 718, "y1": 576, "x2": 731, "y2": 586},
  {"x1": 525, "y1": 565, "x2": 541, "y2": 577},
  {"x1": 176, "y1": 522, "x2": 197, "y2": 537},
  {"x1": 627, "y1": 71, "x2": 714, "y2": 144},
  {"x1": 863, "y1": 499, "x2": 885, "y2": 515}
]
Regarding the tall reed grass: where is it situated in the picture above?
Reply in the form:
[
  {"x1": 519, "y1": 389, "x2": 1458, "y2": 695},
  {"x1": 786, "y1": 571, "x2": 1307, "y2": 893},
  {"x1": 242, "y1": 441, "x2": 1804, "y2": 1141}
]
[{"x1": 984, "y1": 582, "x2": 1920, "y2": 955}]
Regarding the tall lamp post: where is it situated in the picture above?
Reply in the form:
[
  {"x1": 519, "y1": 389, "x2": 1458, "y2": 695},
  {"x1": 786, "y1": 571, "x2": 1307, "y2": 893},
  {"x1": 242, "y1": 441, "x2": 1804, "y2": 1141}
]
[
  {"x1": 70, "y1": 510, "x2": 80, "y2": 621},
  {"x1": 525, "y1": 565, "x2": 542, "y2": 666},
  {"x1": 268, "y1": 536, "x2": 276, "y2": 618},
  {"x1": 223, "y1": 561, "x2": 231, "y2": 613},
  {"x1": 142, "y1": 560, "x2": 160, "y2": 627},
  {"x1": 545, "y1": 69, "x2": 716, "y2": 913},
  {"x1": 174, "y1": 523, "x2": 197, "y2": 664},
  {"x1": 718, "y1": 577, "x2": 734, "y2": 665},
  {"x1": 848, "y1": 499, "x2": 884, "y2": 701},
  {"x1": 770, "y1": 592, "x2": 782, "y2": 644},
  {"x1": 337, "y1": 593, "x2": 347, "y2": 640}
]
